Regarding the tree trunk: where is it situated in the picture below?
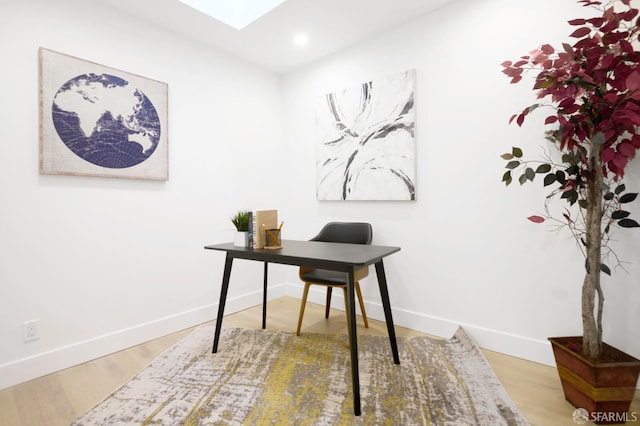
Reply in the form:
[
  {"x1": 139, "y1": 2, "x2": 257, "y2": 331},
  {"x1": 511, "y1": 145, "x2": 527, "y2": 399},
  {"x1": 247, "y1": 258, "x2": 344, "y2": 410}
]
[{"x1": 582, "y1": 142, "x2": 604, "y2": 360}]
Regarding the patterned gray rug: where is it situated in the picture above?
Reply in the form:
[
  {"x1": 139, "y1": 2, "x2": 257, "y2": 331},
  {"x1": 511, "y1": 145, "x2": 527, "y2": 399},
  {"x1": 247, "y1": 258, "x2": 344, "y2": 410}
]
[{"x1": 73, "y1": 327, "x2": 529, "y2": 425}]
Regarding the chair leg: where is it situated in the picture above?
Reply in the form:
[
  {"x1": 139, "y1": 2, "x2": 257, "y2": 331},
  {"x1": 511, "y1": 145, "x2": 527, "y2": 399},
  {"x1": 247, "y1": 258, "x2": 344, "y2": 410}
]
[
  {"x1": 355, "y1": 281, "x2": 369, "y2": 328},
  {"x1": 296, "y1": 283, "x2": 311, "y2": 336},
  {"x1": 342, "y1": 283, "x2": 369, "y2": 331},
  {"x1": 325, "y1": 287, "x2": 333, "y2": 319}
]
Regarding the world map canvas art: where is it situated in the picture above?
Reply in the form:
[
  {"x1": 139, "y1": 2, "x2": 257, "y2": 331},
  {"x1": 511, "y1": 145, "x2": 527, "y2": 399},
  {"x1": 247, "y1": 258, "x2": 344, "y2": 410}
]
[
  {"x1": 39, "y1": 48, "x2": 168, "y2": 180},
  {"x1": 316, "y1": 70, "x2": 416, "y2": 200}
]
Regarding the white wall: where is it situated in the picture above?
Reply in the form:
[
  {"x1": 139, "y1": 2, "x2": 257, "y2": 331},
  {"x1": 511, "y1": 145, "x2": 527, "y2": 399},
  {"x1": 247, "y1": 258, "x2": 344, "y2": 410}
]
[
  {"x1": 0, "y1": 0, "x2": 287, "y2": 388},
  {"x1": 280, "y1": 0, "x2": 640, "y2": 368},
  {"x1": 2, "y1": 0, "x2": 640, "y2": 390}
]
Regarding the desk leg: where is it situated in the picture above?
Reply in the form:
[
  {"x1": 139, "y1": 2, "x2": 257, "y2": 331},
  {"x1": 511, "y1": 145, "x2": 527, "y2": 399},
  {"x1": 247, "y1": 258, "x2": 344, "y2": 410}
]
[
  {"x1": 375, "y1": 260, "x2": 400, "y2": 364},
  {"x1": 346, "y1": 269, "x2": 361, "y2": 416},
  {"x1": 212, "y1": 253, "x2": 233, "y2": 353},
  {"x1": 262, "y1": 261, "x2": 268, "y2": 329}
]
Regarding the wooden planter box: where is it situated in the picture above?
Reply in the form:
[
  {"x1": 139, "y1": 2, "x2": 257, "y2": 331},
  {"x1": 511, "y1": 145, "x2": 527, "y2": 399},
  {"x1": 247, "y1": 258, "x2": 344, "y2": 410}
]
[{"x1": 549, "y1": 337, "x2": 640, "y2": 424}]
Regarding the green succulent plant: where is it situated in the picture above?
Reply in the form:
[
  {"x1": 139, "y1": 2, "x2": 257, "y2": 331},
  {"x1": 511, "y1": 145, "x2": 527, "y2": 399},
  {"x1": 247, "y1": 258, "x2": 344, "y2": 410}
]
[{"x1": 231, "y1": 210, "x2": 250, "y2": 232}]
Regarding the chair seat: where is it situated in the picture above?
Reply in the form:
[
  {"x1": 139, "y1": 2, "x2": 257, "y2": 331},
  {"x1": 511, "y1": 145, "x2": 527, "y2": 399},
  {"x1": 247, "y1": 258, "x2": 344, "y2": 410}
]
[{"x1": 300, "y1": 269, "x2": 348, "y2": 286}]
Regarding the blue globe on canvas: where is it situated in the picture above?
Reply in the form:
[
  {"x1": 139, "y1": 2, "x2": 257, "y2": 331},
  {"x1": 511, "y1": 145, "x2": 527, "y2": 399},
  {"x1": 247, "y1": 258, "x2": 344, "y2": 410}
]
[{"x1": 52, "y1": 73, "x2": 161, "y2": 169}]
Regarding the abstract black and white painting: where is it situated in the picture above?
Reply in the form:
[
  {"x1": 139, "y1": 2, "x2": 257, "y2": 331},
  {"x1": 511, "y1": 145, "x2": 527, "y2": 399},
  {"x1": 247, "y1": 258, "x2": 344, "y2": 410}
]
[
  {"x1": 316, "y1": 70, "x2": 416, "y2": 200},
  {"x1": 39, "y1": 48, "x2": 168, "y2": 180}
]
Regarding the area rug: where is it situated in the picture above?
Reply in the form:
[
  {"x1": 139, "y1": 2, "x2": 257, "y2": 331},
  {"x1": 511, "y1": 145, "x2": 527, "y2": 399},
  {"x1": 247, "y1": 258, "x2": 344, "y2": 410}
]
[{"x1": 73, "y1": 327, "x2": 529, "y2": 425}]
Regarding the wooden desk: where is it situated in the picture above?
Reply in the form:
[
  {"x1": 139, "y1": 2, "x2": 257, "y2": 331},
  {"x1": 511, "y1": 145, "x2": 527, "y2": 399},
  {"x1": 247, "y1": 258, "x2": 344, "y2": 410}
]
[{"x1": 204, "y1": 240, "x2": 401, "y2": 416}]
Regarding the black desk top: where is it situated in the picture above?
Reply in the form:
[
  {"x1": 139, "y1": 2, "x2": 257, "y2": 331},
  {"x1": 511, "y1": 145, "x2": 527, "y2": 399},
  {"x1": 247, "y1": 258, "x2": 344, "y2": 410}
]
[{"x1": 204, "y1": 240, "x2": 400, "y2": 271}]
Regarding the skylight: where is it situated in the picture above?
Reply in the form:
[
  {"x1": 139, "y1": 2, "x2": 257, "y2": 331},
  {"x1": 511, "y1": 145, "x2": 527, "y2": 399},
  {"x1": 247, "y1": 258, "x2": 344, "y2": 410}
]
[{"x1": 177, "y1": 0, "x2": 287, "y2": 30}]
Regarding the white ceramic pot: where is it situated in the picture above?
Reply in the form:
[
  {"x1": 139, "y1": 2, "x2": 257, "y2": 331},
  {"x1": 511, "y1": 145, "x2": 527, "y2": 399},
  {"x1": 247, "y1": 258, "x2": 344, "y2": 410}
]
[{"x1": 234, "y1": 231, "x2": 249, "y2": 247}]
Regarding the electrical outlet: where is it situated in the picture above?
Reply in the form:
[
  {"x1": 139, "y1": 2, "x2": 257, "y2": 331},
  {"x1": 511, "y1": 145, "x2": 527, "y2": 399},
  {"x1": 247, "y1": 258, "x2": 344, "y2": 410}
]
[{"x1": 23, "y1": 319, "x2": 39, "y2": 342}]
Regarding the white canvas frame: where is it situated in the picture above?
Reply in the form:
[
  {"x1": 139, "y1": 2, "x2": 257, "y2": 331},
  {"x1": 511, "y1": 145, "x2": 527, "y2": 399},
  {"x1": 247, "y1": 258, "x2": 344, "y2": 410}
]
[
  {"x1": 39, "y1": 48, "x2": 168, "y2": 180},
  {"x1": 316, "y1": 70, "x2": 416, "y2": 200}
]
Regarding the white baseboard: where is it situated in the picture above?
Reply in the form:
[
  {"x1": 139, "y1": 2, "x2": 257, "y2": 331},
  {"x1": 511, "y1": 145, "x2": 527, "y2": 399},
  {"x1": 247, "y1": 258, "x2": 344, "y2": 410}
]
[
  {"x1": 282, "y1": 281, "x2": 556, "y2": 366},
  {"x1": 5, "y1": 282, "x2": 635, "y2": 391},
  {"x1": 289, "y1": 281, "x2": 638, "y2": 389},
  {"x1": 0, "y1": 285, "x2": 287, "y2": 390}
]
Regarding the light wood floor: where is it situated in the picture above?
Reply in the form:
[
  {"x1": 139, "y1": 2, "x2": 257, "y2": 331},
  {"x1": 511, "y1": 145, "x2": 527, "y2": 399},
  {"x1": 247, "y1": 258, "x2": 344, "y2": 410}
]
[{"x1": 1, "y1": 296, "x2": 638, "y2": 425}]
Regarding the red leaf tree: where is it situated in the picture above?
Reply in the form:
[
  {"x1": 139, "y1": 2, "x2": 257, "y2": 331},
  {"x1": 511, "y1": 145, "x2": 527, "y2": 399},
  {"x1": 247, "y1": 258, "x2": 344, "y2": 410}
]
[{"x1": 501, "y1": 0, "x2": 640, "y2": 359}]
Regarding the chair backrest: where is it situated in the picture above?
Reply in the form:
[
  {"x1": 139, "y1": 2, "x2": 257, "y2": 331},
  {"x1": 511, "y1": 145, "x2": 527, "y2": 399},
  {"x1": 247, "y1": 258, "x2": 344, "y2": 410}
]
[{"x1": 310, "y1": 222, "x2": 372, "y2": 245}]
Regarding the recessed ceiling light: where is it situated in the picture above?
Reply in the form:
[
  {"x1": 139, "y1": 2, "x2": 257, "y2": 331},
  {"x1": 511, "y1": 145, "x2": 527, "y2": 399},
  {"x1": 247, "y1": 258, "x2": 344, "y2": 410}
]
[
  {"x1": 293, "y1": 33, "x2": 308, "y2": 47},
  {"x1": 177, "y1": 0, "x2": 286, "y2": 30}
]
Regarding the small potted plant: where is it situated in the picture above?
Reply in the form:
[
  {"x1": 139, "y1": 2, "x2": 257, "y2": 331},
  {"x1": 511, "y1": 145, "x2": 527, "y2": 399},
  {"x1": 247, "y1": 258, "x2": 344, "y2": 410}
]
[
  {"x1": 231, "y1": 210, "x2": 250, "y2": 247},
  {"x1": 501, "y1": 0, "x2": 640, "y2": 422}
]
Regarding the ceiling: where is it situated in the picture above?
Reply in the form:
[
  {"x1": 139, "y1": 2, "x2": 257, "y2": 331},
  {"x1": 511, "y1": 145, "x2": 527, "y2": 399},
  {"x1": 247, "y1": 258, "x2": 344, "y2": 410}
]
[{"x1": 93, "y1": 0, "x2": 456, "y2": 74}]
